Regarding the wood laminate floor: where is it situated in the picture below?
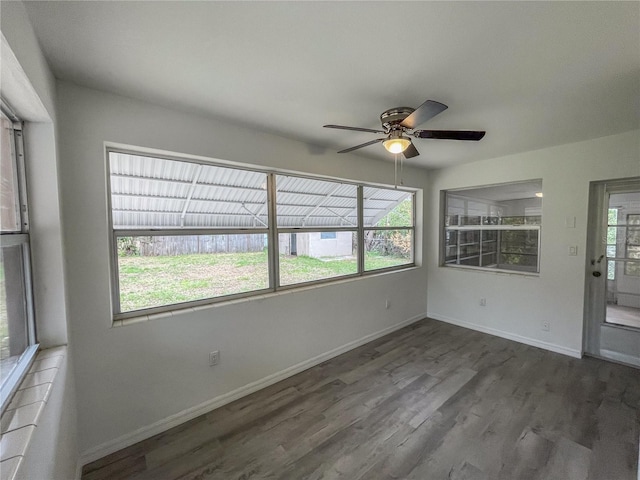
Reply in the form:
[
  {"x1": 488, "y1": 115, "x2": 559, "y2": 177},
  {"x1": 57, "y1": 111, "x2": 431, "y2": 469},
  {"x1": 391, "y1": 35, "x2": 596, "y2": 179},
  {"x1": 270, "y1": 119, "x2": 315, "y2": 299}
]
[{"x1": 82, "y1": 318, "x2": 640, "y2": 480}]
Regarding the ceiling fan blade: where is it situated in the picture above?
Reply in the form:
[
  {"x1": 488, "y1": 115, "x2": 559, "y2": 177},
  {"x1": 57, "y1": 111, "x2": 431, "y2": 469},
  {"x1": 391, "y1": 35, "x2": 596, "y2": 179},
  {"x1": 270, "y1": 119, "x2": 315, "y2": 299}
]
[
  {"x1": 400, "y1": 100, "x2": 448, "y2": 129},
  {"x1": 337, "y1": 138, "x2": 385, "y2": 154},
  {"x1": 414, "y1": 130, "x2": 486, "y2": 141},
  {"x1": 402, "y1": 142, "x2": 420, "y2": 159},
  {"x1": 324, "y1": 124, "x2": 385, "y2": 134}
]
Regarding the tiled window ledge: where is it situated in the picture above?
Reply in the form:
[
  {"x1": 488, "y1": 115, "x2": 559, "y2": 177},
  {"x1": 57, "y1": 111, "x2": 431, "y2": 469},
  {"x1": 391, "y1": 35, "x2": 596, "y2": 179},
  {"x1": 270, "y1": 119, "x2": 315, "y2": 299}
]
[{"x1": 0, "y1": 346, "x2": 65, "y2": 480}]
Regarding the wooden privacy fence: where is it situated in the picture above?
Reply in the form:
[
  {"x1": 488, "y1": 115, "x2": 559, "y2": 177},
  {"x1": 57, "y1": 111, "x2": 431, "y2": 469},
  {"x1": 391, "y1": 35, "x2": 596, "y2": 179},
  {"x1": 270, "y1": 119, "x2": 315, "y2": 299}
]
[{"x1": 136, "y1": 234, "x2": 266, "y2": 256}]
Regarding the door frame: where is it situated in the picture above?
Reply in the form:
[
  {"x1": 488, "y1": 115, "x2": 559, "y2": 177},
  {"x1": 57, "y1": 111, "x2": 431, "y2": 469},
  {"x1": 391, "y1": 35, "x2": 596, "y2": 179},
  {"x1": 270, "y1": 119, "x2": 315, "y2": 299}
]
[{"x1": 583, "y1": 177, "x2": 640, "y2": 367}]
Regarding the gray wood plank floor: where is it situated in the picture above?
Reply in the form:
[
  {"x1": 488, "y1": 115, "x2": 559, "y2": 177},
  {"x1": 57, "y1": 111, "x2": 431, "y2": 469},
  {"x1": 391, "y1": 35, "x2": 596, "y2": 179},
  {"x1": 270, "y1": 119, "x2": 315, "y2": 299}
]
[{"x1": 82, "y1": 318, "x2": 640, "y2": 480}]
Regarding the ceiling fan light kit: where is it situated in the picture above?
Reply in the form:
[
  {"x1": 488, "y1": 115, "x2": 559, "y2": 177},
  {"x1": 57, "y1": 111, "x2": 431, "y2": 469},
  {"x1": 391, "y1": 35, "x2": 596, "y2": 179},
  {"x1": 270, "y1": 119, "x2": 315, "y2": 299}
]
[
  {"x1": 383, "y1": 131, "x2": 412, "y2": 154},
  {"x1": 324, "y1": 99, "x2": 486, "y2": 159}
]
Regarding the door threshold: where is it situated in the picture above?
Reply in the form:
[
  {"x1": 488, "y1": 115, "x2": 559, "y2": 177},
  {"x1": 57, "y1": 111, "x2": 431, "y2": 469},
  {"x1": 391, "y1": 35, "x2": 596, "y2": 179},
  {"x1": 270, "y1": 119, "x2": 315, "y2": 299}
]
[{"x1": 584, "y1": 351, "x2": 640, "y2": 369}]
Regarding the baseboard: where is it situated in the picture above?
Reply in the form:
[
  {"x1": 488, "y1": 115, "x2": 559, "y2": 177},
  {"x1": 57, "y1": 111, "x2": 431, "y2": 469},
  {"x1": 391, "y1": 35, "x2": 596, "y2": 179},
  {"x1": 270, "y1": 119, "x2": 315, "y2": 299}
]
[
  {"x1": 427, "y1": 312, "x2": 582, "y2": 359},
  {"x1": 78, "y1": 313, "x2": 426, "y2": 467}
]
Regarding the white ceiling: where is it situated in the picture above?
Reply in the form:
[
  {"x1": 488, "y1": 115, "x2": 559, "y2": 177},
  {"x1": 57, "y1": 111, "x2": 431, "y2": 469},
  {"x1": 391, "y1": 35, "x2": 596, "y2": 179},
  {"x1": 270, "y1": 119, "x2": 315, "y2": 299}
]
[{"x1": 24, "y1": 1, "x2": 640, "y2": 169}]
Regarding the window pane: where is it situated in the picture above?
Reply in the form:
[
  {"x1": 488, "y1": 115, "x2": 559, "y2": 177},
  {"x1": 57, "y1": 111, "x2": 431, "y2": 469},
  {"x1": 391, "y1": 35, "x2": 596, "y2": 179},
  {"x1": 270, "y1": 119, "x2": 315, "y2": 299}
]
[
  {"x1": 279, "y1": 231, "x2": 357, "y2": 285},
  {"x1": 446, "y1": 180, "x2": 542, "y2": 221},
  {"x1": 363, "y1": 187, "x2": 413, "y2": 227},
  {"x1": 460, "y1": 216, "x2": 482, "y2": 226},
  {"x1": 1, "y1": 115, "x2": 20, "y2": 232},
  {"x1": 498, "y1": 230, "x2": 539, "y2": 271},
  {"x1": 624, "y1": 258, "x2": 640, "y2": 276},
  {"x1": 625, "y1": 246, "x2": 640, "y2": 276},
  {"x1": 459, "y1": 255, "x2": 480, "y2": 267},
  {"x1": 608, "y1": 260, "x2": 616, "y2": 280},
  {"x1": 443, "y1": 180, "x2": 542, "y2": 274},
  {"x1": 117, "y1": 234, "x2": 269, "y2": 312},
  {"x1": 607, "y1": 241, "x2": 617, "y2": 280},
  {"x1": 627, "y1": 226, "x2": 640, "y2": 245},
  {"x1": 276, "y1": 175, "x2": 357, "y2": 228},
  {"x1": 364, "y1": 229, "x2": 413, "y2": 271},
  {"x1": 501, "y1": 216, "x2": 541, "y2": 226},
  {"x1": 0, "y1": 243, "x2": 29, "y2": 387},
  {"x1": 607, "y1": 225, "x2": 640, "y2": 247},
  {"x1": 110, "y1": 152, "x2": 268, "y2": 229},
  {"x1": 481, "y1": 230, "x2": 498, "y2": 267},
  {"x1": 628, "y1": 214, "x2": 640, "y2": 226}
]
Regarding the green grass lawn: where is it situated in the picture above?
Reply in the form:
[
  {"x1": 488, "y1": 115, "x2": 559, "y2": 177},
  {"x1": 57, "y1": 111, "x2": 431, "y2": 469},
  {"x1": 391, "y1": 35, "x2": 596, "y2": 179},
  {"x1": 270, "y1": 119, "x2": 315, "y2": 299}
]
[{"x1": 118, "y1": 251, "x2": 408, "y2": 312}]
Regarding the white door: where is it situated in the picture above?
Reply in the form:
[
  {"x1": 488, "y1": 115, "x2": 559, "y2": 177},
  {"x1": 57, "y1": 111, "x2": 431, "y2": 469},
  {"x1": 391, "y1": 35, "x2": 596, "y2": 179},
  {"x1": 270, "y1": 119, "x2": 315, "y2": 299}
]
[{"x1": 584, "y1": 178, "x2": 640, "y2": 367}]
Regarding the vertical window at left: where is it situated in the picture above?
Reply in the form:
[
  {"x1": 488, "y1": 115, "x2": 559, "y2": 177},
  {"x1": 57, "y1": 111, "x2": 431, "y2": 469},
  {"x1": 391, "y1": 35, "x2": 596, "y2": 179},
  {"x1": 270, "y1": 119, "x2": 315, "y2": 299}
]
[{"x1": 0, "y1": 106, "x2": 38, "y2": 413}]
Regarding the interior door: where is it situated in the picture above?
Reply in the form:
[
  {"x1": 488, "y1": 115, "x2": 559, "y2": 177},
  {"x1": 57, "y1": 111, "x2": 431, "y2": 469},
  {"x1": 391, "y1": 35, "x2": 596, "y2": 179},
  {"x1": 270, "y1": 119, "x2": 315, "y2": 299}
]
[{"x1": 584, "y1": 178, "x2": 640, "y2": 367}]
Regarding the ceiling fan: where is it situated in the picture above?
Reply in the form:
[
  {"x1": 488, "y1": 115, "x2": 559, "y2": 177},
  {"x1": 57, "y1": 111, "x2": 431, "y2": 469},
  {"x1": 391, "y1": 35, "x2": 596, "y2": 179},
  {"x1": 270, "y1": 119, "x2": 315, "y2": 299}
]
[{"x1": 324, "y1": 100, "x2": 485, "y2": 159}]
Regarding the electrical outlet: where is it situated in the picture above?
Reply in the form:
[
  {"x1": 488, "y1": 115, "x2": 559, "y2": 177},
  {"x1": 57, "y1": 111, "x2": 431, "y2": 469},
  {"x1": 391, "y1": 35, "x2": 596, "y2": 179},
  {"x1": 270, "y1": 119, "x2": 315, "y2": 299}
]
[
  {"x1": 542, "y1": 321, "x2": 550, "y2": 331},
  {"x1": 209, "y1": 350, "x2": 220, "y2": 366},
  {"x1": 479, "y1": 298, "x2": 487, "y2": 306}
]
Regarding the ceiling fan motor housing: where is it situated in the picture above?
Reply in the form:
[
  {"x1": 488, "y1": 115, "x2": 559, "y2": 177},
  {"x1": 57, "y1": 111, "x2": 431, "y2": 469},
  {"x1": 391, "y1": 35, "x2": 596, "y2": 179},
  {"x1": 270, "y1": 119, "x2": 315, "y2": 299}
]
[{"x1": 380, "y1": 107, "x2": 415, "y2": 131}]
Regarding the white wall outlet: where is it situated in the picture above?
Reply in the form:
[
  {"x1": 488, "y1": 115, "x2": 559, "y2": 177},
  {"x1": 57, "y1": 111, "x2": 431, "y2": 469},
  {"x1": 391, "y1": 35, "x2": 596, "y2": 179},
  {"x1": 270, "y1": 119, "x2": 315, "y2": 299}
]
[
  {"x1": 542, "y1": 321, "x2": 550, "y2": 331},
  {"x1": 479, "y1": 298, "x2": 487, "y2": 306},
  {"x1": 385, "y1": 299, "x2": 391, "y2": 310},
  {"x1": 209, "y1": 350, "x2": 220, "y2": 366}
]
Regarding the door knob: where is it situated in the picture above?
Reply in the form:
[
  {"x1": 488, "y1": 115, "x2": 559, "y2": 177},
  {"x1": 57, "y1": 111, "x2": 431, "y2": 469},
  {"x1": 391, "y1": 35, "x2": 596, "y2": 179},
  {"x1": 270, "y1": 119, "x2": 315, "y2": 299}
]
[{"x1": 592, "y1": 271, "x2": 602, "y2": 277}]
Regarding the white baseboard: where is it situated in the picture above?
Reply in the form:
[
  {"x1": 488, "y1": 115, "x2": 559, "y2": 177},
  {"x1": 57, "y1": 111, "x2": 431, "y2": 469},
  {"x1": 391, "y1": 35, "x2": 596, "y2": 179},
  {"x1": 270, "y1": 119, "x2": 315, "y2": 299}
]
[
  {"x1": 78, "y1": 313, "x2": 426, "y2": 468},
  {"x1": 427, "y1": 312, "x2": 582, "y2": 359}
]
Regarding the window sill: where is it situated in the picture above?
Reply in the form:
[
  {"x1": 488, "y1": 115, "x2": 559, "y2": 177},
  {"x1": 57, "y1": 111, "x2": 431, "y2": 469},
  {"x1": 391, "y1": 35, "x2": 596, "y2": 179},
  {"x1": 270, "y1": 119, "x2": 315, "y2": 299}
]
[
  {"x1": 0, "y1": 347, "x2": 66, "y2": 480},
  {"x1": 441, "y1": 264, "x2": 540, "y2": 277},
  {"x1": 112, "y1": 264, "x2": 418, "y2": 328}
]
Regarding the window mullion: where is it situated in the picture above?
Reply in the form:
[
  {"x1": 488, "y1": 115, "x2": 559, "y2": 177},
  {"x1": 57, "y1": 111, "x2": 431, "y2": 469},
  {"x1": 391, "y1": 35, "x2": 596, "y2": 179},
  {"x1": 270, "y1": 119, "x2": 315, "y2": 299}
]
[
  {"x1": 357, "y1": 185, "x2": 364, "y2": 275},
  {"x1": 267, "y1": 173, "x2": 279, "y2": 290}
]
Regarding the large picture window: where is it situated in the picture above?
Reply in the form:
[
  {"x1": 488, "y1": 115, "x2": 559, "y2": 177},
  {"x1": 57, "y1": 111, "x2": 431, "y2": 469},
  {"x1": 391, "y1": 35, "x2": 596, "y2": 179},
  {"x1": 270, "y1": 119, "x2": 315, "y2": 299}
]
[
  {"x1": 1, "y1": 107, "x2": 37, "y2": 413},
  {"x1": 442, "y1": 180, "x2": 542, "y2": 274},
  {"x1": 108, "y1": 150, "x2": 415, "y2": 318}
]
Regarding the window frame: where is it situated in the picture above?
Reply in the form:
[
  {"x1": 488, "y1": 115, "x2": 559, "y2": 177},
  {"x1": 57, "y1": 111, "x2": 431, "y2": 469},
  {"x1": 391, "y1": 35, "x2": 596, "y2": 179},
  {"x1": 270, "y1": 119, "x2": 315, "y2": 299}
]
[
  {"x1": 440, "y1": 182, "x2": 542, "y2": 275},
  {"x1": 107, "y1": 147, "x2": 416, "y2": 320},
  {"x1": 0, "y1": 104, "x2": 38, "y2": 414}
]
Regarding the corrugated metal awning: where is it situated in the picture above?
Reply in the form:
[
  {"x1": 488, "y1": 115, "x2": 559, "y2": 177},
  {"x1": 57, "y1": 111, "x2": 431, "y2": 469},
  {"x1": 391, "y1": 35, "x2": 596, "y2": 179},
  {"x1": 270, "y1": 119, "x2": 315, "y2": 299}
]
[{"x1": 109, "y1": 152, "x2": 410, "y2": 229}]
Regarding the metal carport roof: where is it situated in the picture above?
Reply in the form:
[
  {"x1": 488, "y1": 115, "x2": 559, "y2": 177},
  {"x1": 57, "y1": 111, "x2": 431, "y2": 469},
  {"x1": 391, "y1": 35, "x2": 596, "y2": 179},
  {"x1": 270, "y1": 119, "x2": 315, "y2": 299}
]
[{"x1": 109, "y1": 152, "x2": 411, "y2": 230}]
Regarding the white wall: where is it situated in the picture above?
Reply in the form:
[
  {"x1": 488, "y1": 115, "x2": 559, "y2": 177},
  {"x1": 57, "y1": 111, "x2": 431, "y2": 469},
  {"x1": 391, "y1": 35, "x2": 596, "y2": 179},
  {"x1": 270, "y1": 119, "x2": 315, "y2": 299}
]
[
  {"x1": 1, "y1": 2, "x2": 78, "y2": 478},
  {"x1": 427, "y1": 130, "x2": 640, "y2": 356},
  {"x1": 55, "y1": 81, "x2": 429, "y2": 460}
]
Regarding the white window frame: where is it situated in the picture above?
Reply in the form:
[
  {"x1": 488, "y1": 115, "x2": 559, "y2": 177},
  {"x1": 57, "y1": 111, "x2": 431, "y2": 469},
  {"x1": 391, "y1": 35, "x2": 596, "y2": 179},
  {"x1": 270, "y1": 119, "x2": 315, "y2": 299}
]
[
  {"x1": 363, "y1": 208, "x2": 415, "y2": 272},
  {"x1": 107, "y1": 148, "x2": 416, "y2": 320},
  {"x1": 441, "y1": 182, "x2": 542, "y2": 275},
  {"x1": 0, "y1": 104, "x2": 38, "y2": 414}
]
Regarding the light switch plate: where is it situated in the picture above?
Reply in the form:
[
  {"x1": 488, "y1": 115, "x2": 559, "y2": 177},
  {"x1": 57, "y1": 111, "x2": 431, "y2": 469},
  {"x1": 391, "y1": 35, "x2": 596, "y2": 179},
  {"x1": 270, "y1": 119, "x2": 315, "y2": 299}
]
[{"x1": 565, "y1": 216, "x2": 576, "y2": 228}]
